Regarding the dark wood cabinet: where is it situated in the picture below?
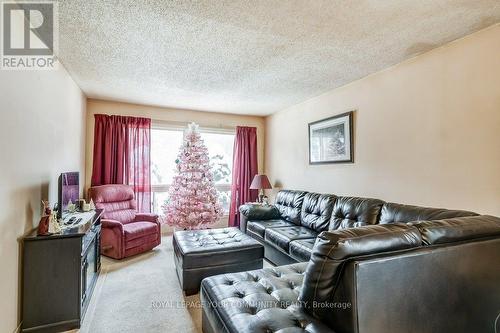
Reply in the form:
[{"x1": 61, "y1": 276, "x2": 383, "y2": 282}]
[{"x1": 22, "y1": 210, "x2": 103, "y2": 333}]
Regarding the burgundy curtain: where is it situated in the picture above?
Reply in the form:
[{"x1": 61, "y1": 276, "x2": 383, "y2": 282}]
[
  {"x1": 228, "y1": 126, "x2": 258, "y2": 227},
  {"x1": 91, "y1": 114, "x2": 151, "y2": 212}
]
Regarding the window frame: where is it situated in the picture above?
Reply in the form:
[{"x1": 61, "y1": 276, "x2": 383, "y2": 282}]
[{"x1": 150, "y1": 120, "x2": 235, "y2": 216}]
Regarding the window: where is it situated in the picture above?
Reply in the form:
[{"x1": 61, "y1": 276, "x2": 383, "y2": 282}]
[{"x1": 150, "y1": 125, "x2": 234, "y2": 216}]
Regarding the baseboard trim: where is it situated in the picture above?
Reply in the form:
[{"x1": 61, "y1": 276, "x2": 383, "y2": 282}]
[
  {"x1": 21, "y1": 319, "x2": 80, "y2": 333},
  {"x1": 13, "y1": 322, "x2": 22, "y2": 333}
]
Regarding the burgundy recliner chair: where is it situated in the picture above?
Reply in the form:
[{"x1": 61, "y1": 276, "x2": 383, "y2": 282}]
[{"x1": 89, "y1": 184, "x2": 161, "y2": 259}]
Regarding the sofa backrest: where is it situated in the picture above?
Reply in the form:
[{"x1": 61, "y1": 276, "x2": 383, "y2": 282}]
[
  {"x1": 411, "y1": 215, "x2": 500, "y2": 245},
  {"x1": 329, "y1": 196, "x2": 385, "y2": 230},
  {"x1": 300, "y1": 193, "x2": 337, "y2": 232},
  {"x1": 300, "y1": 215, "x2": 500, "y2": 333},
  {"x1": 379, "y1": 202, "x2": 477, "y2": 224},
  {"x1": 344, "y1": 235, "x2": 500, "y2": 333},
  {"x1": 88, "y1": 184, "x2": 137, "y2": 224},
  {"x1": 271, "y1": 189, "x2": 480, "y2": 232},
  {"x1": 275, "y1": 190, "x2": 308, "y2": 224}
]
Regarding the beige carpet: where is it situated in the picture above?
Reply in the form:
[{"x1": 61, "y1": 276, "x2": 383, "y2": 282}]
[
  {"x1": 77, "y1": 235, "x2": 203, "y2": 333},
  {"x1": 74, "y1": 235, "x2": 271, "y2": 333}
]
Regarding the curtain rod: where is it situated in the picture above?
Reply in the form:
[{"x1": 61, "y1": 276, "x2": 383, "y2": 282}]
[{"x1": 151, "y1": 119, "x2": 236, "y2": 134}]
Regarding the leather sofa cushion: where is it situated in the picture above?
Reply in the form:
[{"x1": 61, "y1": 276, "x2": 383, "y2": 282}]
[
  {"x1": 275, "y1": 190, "x2": 308, "y2": 224},
  {"x1": 239, "y1": 204, "x2": 281, "y2": 220},
  {"x1": 329, "y1": 196, "x2": 385, "y2": 230},
  {"x1": 300, "y1": 193, "x2": 336, "y2": 232},
  {"x1": 173, "y1": 228, "x2": 263, "y2": 269},
  {"x1": 247, "y1": 219, "x2": 295, "y2": 239},
  {"x1": 200, "y1": 263, "x2": 334, "y2": 333},
  {"x1": 412, "y1": 215, "x2": 500, "y2": 245},
  {"x1": 289, "y1": 238, "x2": 316, "y2": 262},
  {"x1": 265, "y1": 226, "x2": 318, "y2": 253},
  {"x1": 379, "y1": 202, "x2": 477, "y2": 224},
  {"x1": 299, "y1": 224, "x2": 422, "y2": 327}
]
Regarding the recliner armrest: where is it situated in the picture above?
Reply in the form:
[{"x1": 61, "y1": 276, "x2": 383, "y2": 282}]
[
  {"x1": 134, "y1": 213, "x2": 159, "y2": 223},
  {"x1": 101, "y1": 219, "x2": 124, "y2": 232},
  {"x1": 239, "y1": 204, "x2": 280, "y2": 220},
  {"x1": 100, "y1": 219, "x2": 124, "y2": 258}
]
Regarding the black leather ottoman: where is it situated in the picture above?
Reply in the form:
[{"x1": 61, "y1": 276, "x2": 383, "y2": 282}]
[
  {"x1": 200, "y1": 263, "x2": 334, "y2": 333},
  {"x1": 173, "y1": 227, "x2": 264, "y2": 295}
]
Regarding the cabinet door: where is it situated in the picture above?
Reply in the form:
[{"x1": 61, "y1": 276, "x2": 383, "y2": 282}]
[
  {"x1": 95, "y1": 224, "x2": 101, "y2": 271},
  {"x1": 81, "y1": 257, "x2": 88, "y2": 307},
  {"x1": 23, "y1": 237, "x2": 81, "y2": 330},
  {"x1": 86, "y1": 237, "x2": 97, "y2": 291},
  {"x1": 81, "y1": 234, "x2": 99, "y2": 318}
]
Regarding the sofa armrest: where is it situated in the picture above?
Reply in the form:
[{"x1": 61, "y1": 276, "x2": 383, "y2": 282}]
[
  {"x1": 298, "y1": 224, "x2": 422, "y2": 329},
  {"x1": 134, "y1": 213, "x2": 159, "y2": 223},
  {"x1": 239, "y1": 204, "x2": 280, "y2": 220},
  {"x1": 239, "y1": 204, "x2": 281, "y2": 233}
]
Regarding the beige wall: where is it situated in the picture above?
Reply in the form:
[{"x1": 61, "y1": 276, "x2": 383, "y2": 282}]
[
  {"x1": 265, "y1": 24, "x2": 500, "y2": 216},
  {"x1": 0, "y1": 68, "x2": 86, "y2": 330},
  {"x1": 85, "y1": 99, "x2": 266, "y2": 229}
]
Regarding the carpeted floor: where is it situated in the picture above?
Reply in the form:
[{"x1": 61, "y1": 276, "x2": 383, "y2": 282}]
[
  {"x1": 75, "y1": 235, "x2": 271, "y2": 333},
  {"x1": 78, "y1": 235, "x2": 203, "y2": 333}
]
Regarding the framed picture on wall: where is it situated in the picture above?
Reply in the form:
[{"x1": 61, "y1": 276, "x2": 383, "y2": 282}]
[{"x1": 308, "y1": 111, "x2": 354, "y2": 164}]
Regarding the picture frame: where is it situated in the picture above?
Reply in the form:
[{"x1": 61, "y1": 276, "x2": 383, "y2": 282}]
[{"x1": 308, "y1": 111, "x2": 354, "y2": 164}]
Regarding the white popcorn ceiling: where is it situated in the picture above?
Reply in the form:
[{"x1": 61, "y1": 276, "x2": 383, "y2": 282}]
[{"x1": 57, "y1": 0, "x2": 500, "y2": 116}]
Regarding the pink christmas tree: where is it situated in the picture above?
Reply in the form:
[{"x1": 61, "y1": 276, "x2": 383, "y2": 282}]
[{"x1": 162, "y1": 123, "x2": 223, "y2": 229}]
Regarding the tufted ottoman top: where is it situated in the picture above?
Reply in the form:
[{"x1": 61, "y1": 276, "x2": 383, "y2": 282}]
[
  {"x1": 173, "y1": 227, "x2": 264, "y2": 269},
  {"x1": 201, "y1": 263, "x2": 334, "y2": 333}
]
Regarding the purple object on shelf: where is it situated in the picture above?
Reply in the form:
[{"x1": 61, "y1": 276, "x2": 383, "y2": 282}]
[{"x1": 58, "y1": 172, "x2": 79, "y2": 217}]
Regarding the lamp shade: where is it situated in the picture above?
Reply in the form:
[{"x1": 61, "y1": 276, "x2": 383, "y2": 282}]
[{"x1": 249, "y1": 174, "x2": 272, "y2": 190}]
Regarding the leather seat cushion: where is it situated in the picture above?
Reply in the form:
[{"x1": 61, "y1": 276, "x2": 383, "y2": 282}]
[
  {"x1": 379, "y1": 202, "x2": 478, "y2": 224},
  {"x1": 123, "y1": 221, "x2": 159, "y2": 241},
  {"x1": 247, "y1": 219, "x2": 295, "y2": 239},
  {"x1": 265, "y1": 226, "x2": 318, "y2": 253},
  {"x1": 173, "y1": 227, "x2": 263, "y2": 269},
  {"x1": 289, "y1": 238, "x2": 316, "y2": 262},
  {"x1": 200, "y1": 263, "x2": 334, "y2": 333}
]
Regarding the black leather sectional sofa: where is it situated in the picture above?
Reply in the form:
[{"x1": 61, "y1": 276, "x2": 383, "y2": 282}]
[
  {"x1": 239, "y1": 190, "x2": 478, "y2": 265},
  {"x1": 201, "y1": 190, "x2": 500, "y2": 333}
]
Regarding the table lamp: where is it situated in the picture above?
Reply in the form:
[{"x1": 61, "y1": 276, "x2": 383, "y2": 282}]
[{"x1": 249, "y1": 174, "x2": 272, "y2": 203}]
